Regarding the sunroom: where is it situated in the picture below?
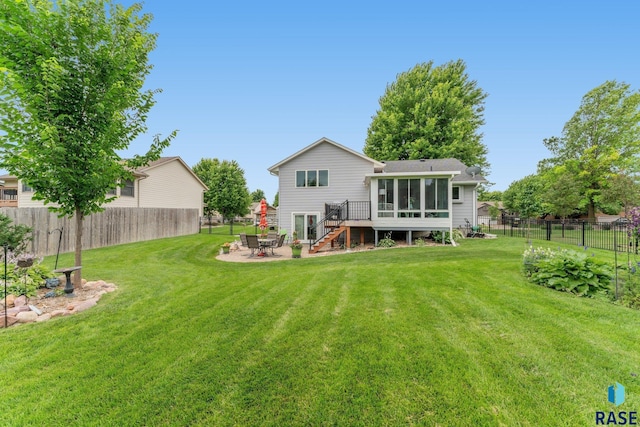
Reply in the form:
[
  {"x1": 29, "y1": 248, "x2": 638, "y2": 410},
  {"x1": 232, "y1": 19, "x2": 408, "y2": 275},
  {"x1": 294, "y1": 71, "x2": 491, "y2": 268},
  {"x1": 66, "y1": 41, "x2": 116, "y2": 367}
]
[{"x1": 367, "y1": 170, "x2": 459, "y2": 244}]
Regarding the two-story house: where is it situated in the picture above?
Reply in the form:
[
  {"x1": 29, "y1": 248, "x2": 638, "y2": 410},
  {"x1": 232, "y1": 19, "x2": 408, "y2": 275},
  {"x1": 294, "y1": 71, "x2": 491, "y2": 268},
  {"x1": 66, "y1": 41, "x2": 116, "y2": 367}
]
[
  {"x1": 268, "y1": 137, "x2": 486, "y2": 252},
  {"x1": 0, "y1": 156, "x2": 207, "y2": 216}
]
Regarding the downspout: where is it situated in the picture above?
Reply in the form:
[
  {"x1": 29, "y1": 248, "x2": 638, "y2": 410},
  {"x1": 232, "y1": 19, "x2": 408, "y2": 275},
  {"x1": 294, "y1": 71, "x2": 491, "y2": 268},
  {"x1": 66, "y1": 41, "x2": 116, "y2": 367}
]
[
  {"x1": 449, "y1": 175, "x2": 458, "y2": 246},
  {"x1": 269, "y1": 170, "x2": 280, "y2": 231},
  {"x1": 472, "y1": 183, "x2": 480, "y2": 227}
]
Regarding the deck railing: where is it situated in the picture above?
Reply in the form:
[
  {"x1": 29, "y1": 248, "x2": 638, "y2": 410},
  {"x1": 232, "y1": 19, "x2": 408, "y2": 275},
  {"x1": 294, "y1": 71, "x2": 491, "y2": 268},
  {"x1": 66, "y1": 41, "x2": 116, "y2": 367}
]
[{"x1": 309, "y1": 200, "x2": 370, "y2": 249}]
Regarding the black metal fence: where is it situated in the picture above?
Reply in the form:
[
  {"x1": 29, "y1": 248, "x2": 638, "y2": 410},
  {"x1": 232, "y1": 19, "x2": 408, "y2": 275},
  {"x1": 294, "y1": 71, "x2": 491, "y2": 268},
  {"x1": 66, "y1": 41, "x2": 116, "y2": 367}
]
[{"x1": 477, "y1": 215, "x2": 637, "y2": 253}]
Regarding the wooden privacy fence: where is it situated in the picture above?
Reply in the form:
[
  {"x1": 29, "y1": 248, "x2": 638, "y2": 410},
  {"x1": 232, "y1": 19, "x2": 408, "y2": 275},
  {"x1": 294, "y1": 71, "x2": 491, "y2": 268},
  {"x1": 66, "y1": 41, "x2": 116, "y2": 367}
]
[{"x1": 0, "y1": 207, "x2": 200, "y2": 256}]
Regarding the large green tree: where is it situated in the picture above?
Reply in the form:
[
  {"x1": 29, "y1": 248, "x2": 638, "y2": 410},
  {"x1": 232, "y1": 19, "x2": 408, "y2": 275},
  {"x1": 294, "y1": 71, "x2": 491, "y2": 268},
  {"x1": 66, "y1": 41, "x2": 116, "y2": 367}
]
[
  {"x1": 540, "y1": 167, "x2": 582, "y2": 220},
  {"x1": 540, "y1": 80, "x2": 640, "y2": 219},
  {"x1": 364, "y1": 60, "x2": 489, "y2": 170},
  {"x1": 502, "y1": 174, "x2": 546, "y2": 220},
  {"x1": 477, "y1": 188, "x2": 503, "y2": 202},
  {"x1": 192, "y1": 158, "x2": 250, "y2": 235},
  {"x1": 600, "y1": 173, "x2": 640, "y2": 217},
  {"x1": 250, "y1": 189, "x2": 265, "y2": 203},
  {"x1": 0, "y1": 0, "x2": 174, "y2": 286}
]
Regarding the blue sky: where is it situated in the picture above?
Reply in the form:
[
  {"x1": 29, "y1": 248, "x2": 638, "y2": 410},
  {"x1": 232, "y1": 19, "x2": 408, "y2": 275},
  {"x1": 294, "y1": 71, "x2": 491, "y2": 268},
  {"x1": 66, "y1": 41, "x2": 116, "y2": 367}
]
[{"x1": 119, "y1": 0, "x2": 640, "y2": 202}]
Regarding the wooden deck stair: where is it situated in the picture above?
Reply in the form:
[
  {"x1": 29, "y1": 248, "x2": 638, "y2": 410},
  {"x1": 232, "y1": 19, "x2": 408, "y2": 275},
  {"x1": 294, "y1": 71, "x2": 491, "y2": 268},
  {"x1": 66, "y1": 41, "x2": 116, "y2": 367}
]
[{"x1": 309, "y1": 226, "x2": 346, "y2": 254}]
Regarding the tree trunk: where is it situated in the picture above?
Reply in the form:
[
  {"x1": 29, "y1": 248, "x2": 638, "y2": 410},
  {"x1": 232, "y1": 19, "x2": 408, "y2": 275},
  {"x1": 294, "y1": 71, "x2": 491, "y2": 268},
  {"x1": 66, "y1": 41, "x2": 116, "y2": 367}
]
[
  {"x1": 74, "y1": 208, "x2": 83, "y2": 288},
  {"x1": 229, "y1": 216, "x2": 234, "y2": 235},
  {"x1": 587, "y1": 199, "x2": 596, "y2": 221}
]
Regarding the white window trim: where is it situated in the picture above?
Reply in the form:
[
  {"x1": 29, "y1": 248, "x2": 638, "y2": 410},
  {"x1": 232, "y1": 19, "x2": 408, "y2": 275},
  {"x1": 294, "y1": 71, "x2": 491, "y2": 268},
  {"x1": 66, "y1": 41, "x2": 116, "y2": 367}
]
[
  {"x1": 295, "y1": 169, "x2": 329, "y2": 188},
  {"x1": 452, "y1": 185, "x2": 464, "y2": 203}
]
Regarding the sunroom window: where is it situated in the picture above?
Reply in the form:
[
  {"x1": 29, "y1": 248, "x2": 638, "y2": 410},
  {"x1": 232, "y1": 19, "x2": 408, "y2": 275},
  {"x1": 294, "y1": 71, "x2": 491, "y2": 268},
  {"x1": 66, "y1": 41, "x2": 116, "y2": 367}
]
[
  {"x1": 397, "y1": 179, "x2": 421, "y2": 218},
  {"x1": 377, "y1": 179, "x2": 394, "y2": 217},
  {"x1": 425, "y1": 178, "x2": 449, "y2": 218}
]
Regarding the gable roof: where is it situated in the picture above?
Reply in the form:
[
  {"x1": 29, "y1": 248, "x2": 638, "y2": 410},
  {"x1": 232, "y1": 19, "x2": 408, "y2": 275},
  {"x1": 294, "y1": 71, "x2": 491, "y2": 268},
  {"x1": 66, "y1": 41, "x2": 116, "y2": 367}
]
[
  {"x1": 379, "y1": 158, "x2": 487, "y2": 183},
  {"x1": 1, "y1": 157, "x2": 208, "y2": 190},
  {"x1": 478, "y1": 201, "x2": 504, "y2": 209},
  {"x1": 267, "y1": 137, "x2": 385, "y2": 174},
  {"x1": 137, "y1": 156, "x2": 208, "y2": 190}
]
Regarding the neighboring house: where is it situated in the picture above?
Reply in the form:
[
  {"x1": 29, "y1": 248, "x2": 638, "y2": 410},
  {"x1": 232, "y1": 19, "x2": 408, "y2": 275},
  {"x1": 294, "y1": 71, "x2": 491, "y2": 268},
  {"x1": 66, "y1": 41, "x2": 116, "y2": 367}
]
[
  {"x1": 243, "y1": 201, "x2": 277, "y2": 227},
  {"x1": 267, "y1": 137, "x2": 487, "y2": 252},
  {"x1": 0, "y1": 156, "x2": 208, "y2": 216},
  {"x1": 477, "y1": 201, "x2": 506, "y2": 225},
  {"x1": 477, "y1": 201, "x2": 504, "y2": 217}
]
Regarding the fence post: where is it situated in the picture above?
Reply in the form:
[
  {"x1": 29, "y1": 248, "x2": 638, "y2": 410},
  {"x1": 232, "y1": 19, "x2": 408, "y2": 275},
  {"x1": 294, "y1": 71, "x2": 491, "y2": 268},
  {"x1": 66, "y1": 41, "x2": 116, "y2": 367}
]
[
  {"x1": 581, "y1": 221, "x2": 586, "y2": 247},
  {"x1": 546, "y1": 221, "x2": 551, "y2": 241}
]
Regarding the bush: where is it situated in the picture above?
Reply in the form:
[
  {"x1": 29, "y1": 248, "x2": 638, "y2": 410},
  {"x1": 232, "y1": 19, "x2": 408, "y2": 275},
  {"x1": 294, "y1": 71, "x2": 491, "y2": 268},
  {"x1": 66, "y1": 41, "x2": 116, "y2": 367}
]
[
  {"x1": 414, "y1": 237, "x2": 427, "y2": 247},
  {"x1": 430, "y1": 229, "x2": 464, "y2": 244},
  {"x1": 377, "y1": 232, "x2": 396, "y2": 248},
  {"x1": 1, "y1": 254, "x2": 53, "y2": 297},
  {"x1": 522, "y1": 247, "x2": 613, "y2": 297},
  {"x1": 0, "y1": 213, "x2": 32, "y2": 251},
  {"x1": 617, "y1": 264, "x2": 640, "y2": 309}
]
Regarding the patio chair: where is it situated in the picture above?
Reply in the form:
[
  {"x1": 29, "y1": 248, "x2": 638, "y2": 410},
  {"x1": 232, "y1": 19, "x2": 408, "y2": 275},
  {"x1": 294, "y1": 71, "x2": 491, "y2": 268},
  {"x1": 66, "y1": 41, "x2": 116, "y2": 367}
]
[
  {"x1": 270, "y1": 233, "x2": 286, "y2": 255},
  {"x1": 267, "y1": 231, "x2": 278, "y2": 241},
  {"x1": 245, "y1": 234, "x2": 260, "y2": 256},
  {"x1": 239, "y1": 233, "x2": 248, "y2": 248}
]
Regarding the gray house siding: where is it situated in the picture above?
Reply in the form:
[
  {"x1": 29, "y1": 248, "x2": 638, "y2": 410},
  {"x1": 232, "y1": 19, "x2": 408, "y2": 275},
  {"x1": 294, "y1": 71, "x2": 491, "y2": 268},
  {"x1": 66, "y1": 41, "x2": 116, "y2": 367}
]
[
  {"x1": 277, "y1": 142, "x2": 374, "y2": 239},
  {"x1": 452, "y1": 184, "x2": 477, "y2": 229}
]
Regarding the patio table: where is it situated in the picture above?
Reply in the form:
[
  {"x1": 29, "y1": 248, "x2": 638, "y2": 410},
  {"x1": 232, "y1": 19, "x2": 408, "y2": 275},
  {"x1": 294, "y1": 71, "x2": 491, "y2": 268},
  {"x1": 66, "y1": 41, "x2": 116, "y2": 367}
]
[{"x1": 257, "y1": 238, "x2": 276, "y2": 256}]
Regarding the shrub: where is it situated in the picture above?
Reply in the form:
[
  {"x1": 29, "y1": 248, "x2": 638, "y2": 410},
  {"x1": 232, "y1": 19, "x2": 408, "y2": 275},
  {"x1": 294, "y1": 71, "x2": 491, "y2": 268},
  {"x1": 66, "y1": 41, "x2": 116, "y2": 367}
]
[
  {"x1": 430, "y1": 229, "x2": 463, "y2": 244},
  {"x1": 0, "y1": 213, "x2": 32, "y2": 252},
  {"x1": 617, "y1": 264, "x2": 640, "y2": 309},
  {"x1": 1, "y1": 253, "x2": 53, "y2": 297},
  {"x1": 522, "y1": 246, "x2": 613, "y2": 297},
  {"x1": 377, "y1": 232, "x2": 396, "y2": 248}
]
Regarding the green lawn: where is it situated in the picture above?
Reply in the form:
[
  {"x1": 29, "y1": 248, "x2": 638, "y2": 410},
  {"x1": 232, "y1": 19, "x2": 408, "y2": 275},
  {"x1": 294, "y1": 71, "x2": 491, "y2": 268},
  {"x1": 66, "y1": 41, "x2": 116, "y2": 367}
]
[{"x1": 1, "y1": 231, "x2": 639, "y2": 426}]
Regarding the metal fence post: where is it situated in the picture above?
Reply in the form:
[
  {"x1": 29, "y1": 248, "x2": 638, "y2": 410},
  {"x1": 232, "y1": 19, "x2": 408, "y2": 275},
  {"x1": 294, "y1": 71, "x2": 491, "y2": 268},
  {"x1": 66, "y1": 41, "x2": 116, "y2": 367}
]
[
  {"x1": 581, "y1": 221, "x2": 586, "y2": 247},
  {"x1": 546, "y1": 221, "x2": 551, "y2": 241}
]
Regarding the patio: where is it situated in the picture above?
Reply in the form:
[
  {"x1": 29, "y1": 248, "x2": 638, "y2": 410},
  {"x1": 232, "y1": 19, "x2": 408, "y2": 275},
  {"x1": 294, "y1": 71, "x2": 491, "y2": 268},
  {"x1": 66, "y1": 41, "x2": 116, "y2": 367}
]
[
  {"x1": 215, "y1": 238, "x2": 434, "y2": 263},
  {"x1": 216, "y1": 242, "x2": 326, "y2": 262}
]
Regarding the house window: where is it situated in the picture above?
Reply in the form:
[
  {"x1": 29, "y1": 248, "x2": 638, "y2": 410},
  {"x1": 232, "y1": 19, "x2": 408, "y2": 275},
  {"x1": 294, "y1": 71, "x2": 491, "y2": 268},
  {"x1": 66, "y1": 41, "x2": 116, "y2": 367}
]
[
  {"x1": 425, "y1": 178, "x2": 449, "y2": 218},
  {"x1": 1, "y1": 189, "x2": 17, "y2": 200},
  {"x1": 107, "y1": 187, "x2": 117, "y2": 196},
  {"x1": 452, "y1": 186, "x2": 463, "y2": 203},
  {"x1": 397, "y1": 179, "x2": 421, "y2": 218},
  {"x1": 121, "y1": 180, "x2": 135, "y2": 197},
  {"x1": 22, "y1": 183, "x2": 32, "y2": 192},
  {"x1": 318, "y1": 170, "x2": 329, "y2": 187},
  {"x1": 295, "y1": 170, "x2": 329, "y2": 188},
  {"x1": 377, "y1": 179, "x2": 394, "y2": 217},
  {"x1": 296, "y1": 171, "x2": 306, "y2": 187},
  {"x1": 307, "y1": 170, "x2": 317, "y2": 187}
]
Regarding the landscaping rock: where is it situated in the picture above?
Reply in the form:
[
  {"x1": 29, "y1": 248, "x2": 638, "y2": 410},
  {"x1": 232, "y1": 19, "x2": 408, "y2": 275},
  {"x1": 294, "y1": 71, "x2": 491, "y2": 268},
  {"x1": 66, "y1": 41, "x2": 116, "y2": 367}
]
[
  {"x1": 45, "y1": 278, "x2": 60, "y2": 289},
  {"x1": 0, "y1": 315, "x2": 19, "y2": 328},
  {"x1": 16, "y1": 311, "x2": 38, "y2": 323},
  {"x1": 72, "y1": 299, "x2": 98, "y2": 313},
  {"x1": 7, "y1": 306, "x2": 30, "y2": 315},
  {"x1": 1, "y1": 279, "x2": 117, "y2": 328},
  {"x1": 28, "y1": 305, "x2": 42, "y2": 315},
  {"x1": 2, "y1": 294, "x2": 16, "y2": 308},
  {"x1": 35, "y1": 313, "x2": 52, "y2": 322}
]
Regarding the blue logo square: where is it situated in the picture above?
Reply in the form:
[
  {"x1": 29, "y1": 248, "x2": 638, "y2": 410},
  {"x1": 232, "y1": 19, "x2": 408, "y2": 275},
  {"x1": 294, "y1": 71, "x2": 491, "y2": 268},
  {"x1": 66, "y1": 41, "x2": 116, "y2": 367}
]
[{"x1": 608, "y1": 382, "x2": 625, "y2": 406}]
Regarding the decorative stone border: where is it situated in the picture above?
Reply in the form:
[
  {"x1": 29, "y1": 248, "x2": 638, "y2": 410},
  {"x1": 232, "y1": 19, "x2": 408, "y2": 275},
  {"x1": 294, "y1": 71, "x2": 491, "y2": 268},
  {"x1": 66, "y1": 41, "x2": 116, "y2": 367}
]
[{"x1": 1, "y1": 280, "x2": 117, "y2": 328}]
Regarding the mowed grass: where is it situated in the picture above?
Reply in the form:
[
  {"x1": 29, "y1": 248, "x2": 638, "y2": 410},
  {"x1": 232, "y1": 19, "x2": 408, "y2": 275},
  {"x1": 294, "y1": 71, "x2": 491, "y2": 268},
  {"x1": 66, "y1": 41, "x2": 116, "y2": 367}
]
[{"x1": 1, "y1": 232, "x2": 639, "y2": 426}]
